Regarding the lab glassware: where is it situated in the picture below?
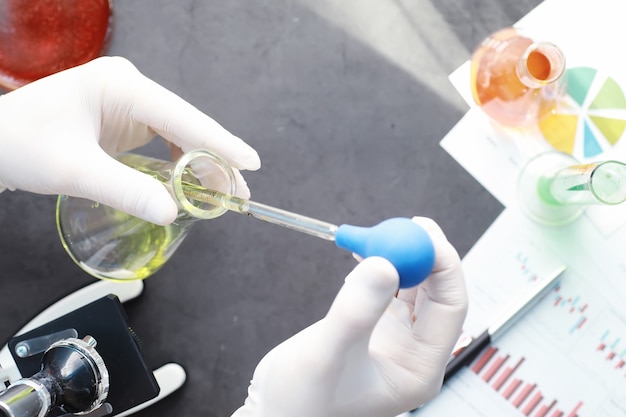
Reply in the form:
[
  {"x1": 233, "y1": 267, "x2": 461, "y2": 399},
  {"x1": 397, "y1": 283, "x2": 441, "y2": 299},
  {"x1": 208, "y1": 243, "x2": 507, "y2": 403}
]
[
  {"x1": 517, "y1": 151, "x2": 626, "y2": 225},
  {"x1": 470, "y1": 27, "x2": 566, "y2": 128},
  {"x1": 56, "y1": 150, "x2": 236, "y2": 282},
  {"x1": 57, "y1": 150, "x2": 435, "y2": 287},
  {"x1": 0, "y1": 0, "x2": 113, "y2": 91}
]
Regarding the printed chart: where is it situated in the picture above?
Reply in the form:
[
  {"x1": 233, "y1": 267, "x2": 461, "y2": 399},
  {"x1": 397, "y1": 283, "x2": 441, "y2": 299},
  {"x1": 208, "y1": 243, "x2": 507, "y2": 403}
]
[
  {"x1": 471, "y1": 346, "x2": 582, "y2": 417},
  {"x1": 596, "y1": 330, "x2": 626, "y2": 371},
  {"x1": 538, "y1": 66, "x2": 626, "y2": 160},
  {"x1": 550, "y1": 286, "x2": 588, "y2": 336},
  {"x1": 432, "y1": 1, "x2": 626, "y2": 415},
  {"x1": 416, "y1": 210, "x2": 626, "y2": 417},
  {"x1": 569, "y1": 308, "x2": 626, "y2": 386},
  {"x1": 457, "y1": 212, "x2": 566, "y2": 337}
]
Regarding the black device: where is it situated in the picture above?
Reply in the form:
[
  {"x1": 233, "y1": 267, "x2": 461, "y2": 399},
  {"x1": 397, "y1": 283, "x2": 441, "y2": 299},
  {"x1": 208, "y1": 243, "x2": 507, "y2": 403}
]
[{"x1": 3, "y1": 295, "x2": 160, "y2": 417}]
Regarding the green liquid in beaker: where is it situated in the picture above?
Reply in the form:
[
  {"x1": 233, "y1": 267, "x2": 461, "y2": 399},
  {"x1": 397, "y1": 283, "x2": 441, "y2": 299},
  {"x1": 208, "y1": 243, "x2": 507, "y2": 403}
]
[{"x1": 536, "y1": 176, "x2": 562, "y2": 206}]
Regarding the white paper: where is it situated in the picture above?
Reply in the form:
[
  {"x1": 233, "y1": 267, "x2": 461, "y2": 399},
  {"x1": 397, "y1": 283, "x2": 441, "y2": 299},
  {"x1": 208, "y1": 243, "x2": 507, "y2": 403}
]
[
  {"x1": 424, "y1": 0, "x2": 626, "y2": 414},
  {"x1": 416, "y1": 209, "x2": 626, "y2": 416}
]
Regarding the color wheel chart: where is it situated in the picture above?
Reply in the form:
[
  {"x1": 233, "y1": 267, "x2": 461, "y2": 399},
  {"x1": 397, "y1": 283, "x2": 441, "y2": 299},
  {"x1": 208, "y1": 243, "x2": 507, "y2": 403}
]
[{"x1": 538, "y1": 66, "x2": 626, "y2": 160}]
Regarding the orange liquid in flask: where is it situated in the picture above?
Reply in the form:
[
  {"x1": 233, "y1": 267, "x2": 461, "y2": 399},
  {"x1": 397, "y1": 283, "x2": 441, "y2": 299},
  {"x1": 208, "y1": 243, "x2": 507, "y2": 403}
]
[{"x1": 470, "y1": 28, "x2": 565, "y2": 128}]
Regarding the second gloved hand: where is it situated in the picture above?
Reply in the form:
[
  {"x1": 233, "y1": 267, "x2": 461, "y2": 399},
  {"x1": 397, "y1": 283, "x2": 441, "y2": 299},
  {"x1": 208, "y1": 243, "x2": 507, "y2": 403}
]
[
  {"x1": 0, "y1": 56, "x2": 260, "y2": 225},
  {"x1": 231, "y1": 217, "x2": 468, "y2": 417}
]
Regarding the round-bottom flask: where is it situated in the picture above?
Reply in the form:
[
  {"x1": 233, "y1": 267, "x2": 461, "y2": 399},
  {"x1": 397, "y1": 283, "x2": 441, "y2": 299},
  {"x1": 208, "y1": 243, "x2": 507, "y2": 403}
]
[
  {"x1": 470, "y1": 27, "x2": 566, "y2": 128},
  {"x1": 56, "y1": 150, "x2": 236, "y2": 282}
]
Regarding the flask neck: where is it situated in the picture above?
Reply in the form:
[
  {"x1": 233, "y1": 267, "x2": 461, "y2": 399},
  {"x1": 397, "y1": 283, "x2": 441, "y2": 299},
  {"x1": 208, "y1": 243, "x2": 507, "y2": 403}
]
[
  {"x1": 167, "y1": 149, "x2": 237, "y2": 220},
  {"x1": 517, "y1": 41, "x2": 565, "y2": 88},
  {"x1": 118, "y1": 150, "x2": 237, "y2": 220}
]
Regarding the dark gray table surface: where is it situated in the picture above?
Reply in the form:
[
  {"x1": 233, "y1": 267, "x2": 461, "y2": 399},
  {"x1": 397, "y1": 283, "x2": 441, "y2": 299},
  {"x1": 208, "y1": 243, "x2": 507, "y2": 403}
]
[{"x1": 0, "y1": 1, "x2": 542, "y2": 415}]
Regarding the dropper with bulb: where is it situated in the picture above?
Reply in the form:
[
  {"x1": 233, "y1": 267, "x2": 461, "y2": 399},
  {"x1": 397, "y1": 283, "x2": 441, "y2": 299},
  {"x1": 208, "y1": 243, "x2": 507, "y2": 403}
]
[
  {"x1": 182, "y1": 184, "x2": 434, "y2": 288},
  {"x1": 56, "y1": 150, "x2": 435, "y2": 288}
]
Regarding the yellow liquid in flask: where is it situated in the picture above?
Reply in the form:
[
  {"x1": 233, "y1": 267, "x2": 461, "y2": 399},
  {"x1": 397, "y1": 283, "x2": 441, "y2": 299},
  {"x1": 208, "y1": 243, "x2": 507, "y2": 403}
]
[
  {"x1": 57, "y1": 198, "x2": 192, "y2": 281},
  {"x1": 57, "y1": 150, "x2": 236, "y2": 282},
  {"x1": 55, "y1": 153, "x2": 206, "y2": 282}
]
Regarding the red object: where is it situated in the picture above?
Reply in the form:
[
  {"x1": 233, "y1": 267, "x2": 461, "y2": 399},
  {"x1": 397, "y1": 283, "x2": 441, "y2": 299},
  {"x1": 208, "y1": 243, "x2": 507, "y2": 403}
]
[{"x1": 0, "y1": 0, "x2": 113, "y2": 91}]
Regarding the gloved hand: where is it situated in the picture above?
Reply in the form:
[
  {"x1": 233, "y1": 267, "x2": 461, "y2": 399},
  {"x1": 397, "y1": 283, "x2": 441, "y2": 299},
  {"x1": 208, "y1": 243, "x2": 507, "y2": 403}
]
[
  {"x1": 0, "y1": 56, "x2": 260, "y2": 225},
  {"x1": 231, "y1": 217, "x2": 468, "y2": 417}
]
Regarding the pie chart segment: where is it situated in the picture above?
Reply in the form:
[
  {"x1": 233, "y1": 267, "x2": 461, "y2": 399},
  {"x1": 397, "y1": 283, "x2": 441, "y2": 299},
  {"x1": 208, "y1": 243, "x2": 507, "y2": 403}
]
[
  {"x1": 538, "y1": 113, "x2": 578, "y2": 154},
  {"x1": 566, "y1": 66, "x2": 596, "y2": 107},
  {"x1": 583, "y1": 119, "x2": 602, "y2": 157},
  {"x1": 589, "y1": 115, "x2": 626, "y2": 145},
  {"x1": 590, "y1": 77, "x2": 626, "y2": 110},
  {"x1": 539, "y1": 66, "x2": 626, "y2": 159}
]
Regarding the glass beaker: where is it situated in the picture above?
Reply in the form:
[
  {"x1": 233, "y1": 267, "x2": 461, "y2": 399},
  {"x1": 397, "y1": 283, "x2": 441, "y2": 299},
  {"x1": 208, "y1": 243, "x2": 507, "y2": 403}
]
[
  {"x1": 517, "y1": 151, "x2": 626, "y2": 225},
  {"x1": 56, "y1": 150, "x2": 236, "y2": 282},
  {"x1": 470, "y1": 27, "x2": 566, "y2": 128}
]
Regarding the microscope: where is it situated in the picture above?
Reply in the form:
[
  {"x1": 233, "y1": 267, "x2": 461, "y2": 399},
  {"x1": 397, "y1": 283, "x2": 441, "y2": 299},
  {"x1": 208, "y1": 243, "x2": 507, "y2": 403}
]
[{"x1": 0, "y1": 280, "x2": 186, "y2": 417}]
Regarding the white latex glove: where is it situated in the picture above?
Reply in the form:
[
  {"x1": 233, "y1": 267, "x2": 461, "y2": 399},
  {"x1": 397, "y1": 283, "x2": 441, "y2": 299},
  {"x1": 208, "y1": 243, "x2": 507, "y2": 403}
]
[
  {"x1": 0, "y1": 56, "x2": 260, "y2": 225},
  {"x1": 231, "y1": 217, "x2": 468, "y2": 417}
]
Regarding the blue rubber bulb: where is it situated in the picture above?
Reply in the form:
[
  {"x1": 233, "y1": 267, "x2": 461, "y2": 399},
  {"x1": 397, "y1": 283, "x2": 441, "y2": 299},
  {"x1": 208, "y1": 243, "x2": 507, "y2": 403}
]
[{"x1": 335, "y1": 217, "x2": 435, "y2": 288}]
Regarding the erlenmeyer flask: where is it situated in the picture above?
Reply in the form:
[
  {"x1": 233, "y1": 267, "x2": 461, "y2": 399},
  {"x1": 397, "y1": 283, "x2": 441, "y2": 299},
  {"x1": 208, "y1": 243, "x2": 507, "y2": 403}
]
[
  {"x1": 470, "y1": 27, "x2": 566, "y2": 128},
  {"x1": 56, "y1": 150, "x2": 236, "y2": 282}
]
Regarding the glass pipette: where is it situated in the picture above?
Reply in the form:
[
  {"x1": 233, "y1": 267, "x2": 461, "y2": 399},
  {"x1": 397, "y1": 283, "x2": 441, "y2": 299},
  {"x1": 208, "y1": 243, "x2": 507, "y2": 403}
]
[
  {"x1": 181, "y1": 184, "x2": 435, "y2": 288},
  {"x1": 183, "y1": 185, "x2": 338, "y2": 240}
]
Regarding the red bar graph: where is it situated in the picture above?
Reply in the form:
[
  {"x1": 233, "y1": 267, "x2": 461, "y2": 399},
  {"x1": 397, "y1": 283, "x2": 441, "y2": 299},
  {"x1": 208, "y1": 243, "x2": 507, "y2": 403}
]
[
  {"x1": 483, "y1": 354, "x2": 509, "y2": 383},
  {"x1": 567, "y1": 401, "x2": 583, "y2": 417},
  {"x1": 523, "y1": 390, "x2": 543, "y2": 416},
  {"x1": 471, "y1": 346, "x2": 584, "y2": 416},
  {"x1": 535, "y1": 399, "x2": 557, "y2": 417},
  {"x1": 472, "y1": 346, "x2": 498, "y2": 374},
  {"x1": 503, "y1": 378, "x2": 522, "y2": 400},
  {"x1": 513, "y1": 383, "x2": 536, "y2": 408},
  {"x1": 493, "y1": 357, "x2": 525, "y2": 391}
]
